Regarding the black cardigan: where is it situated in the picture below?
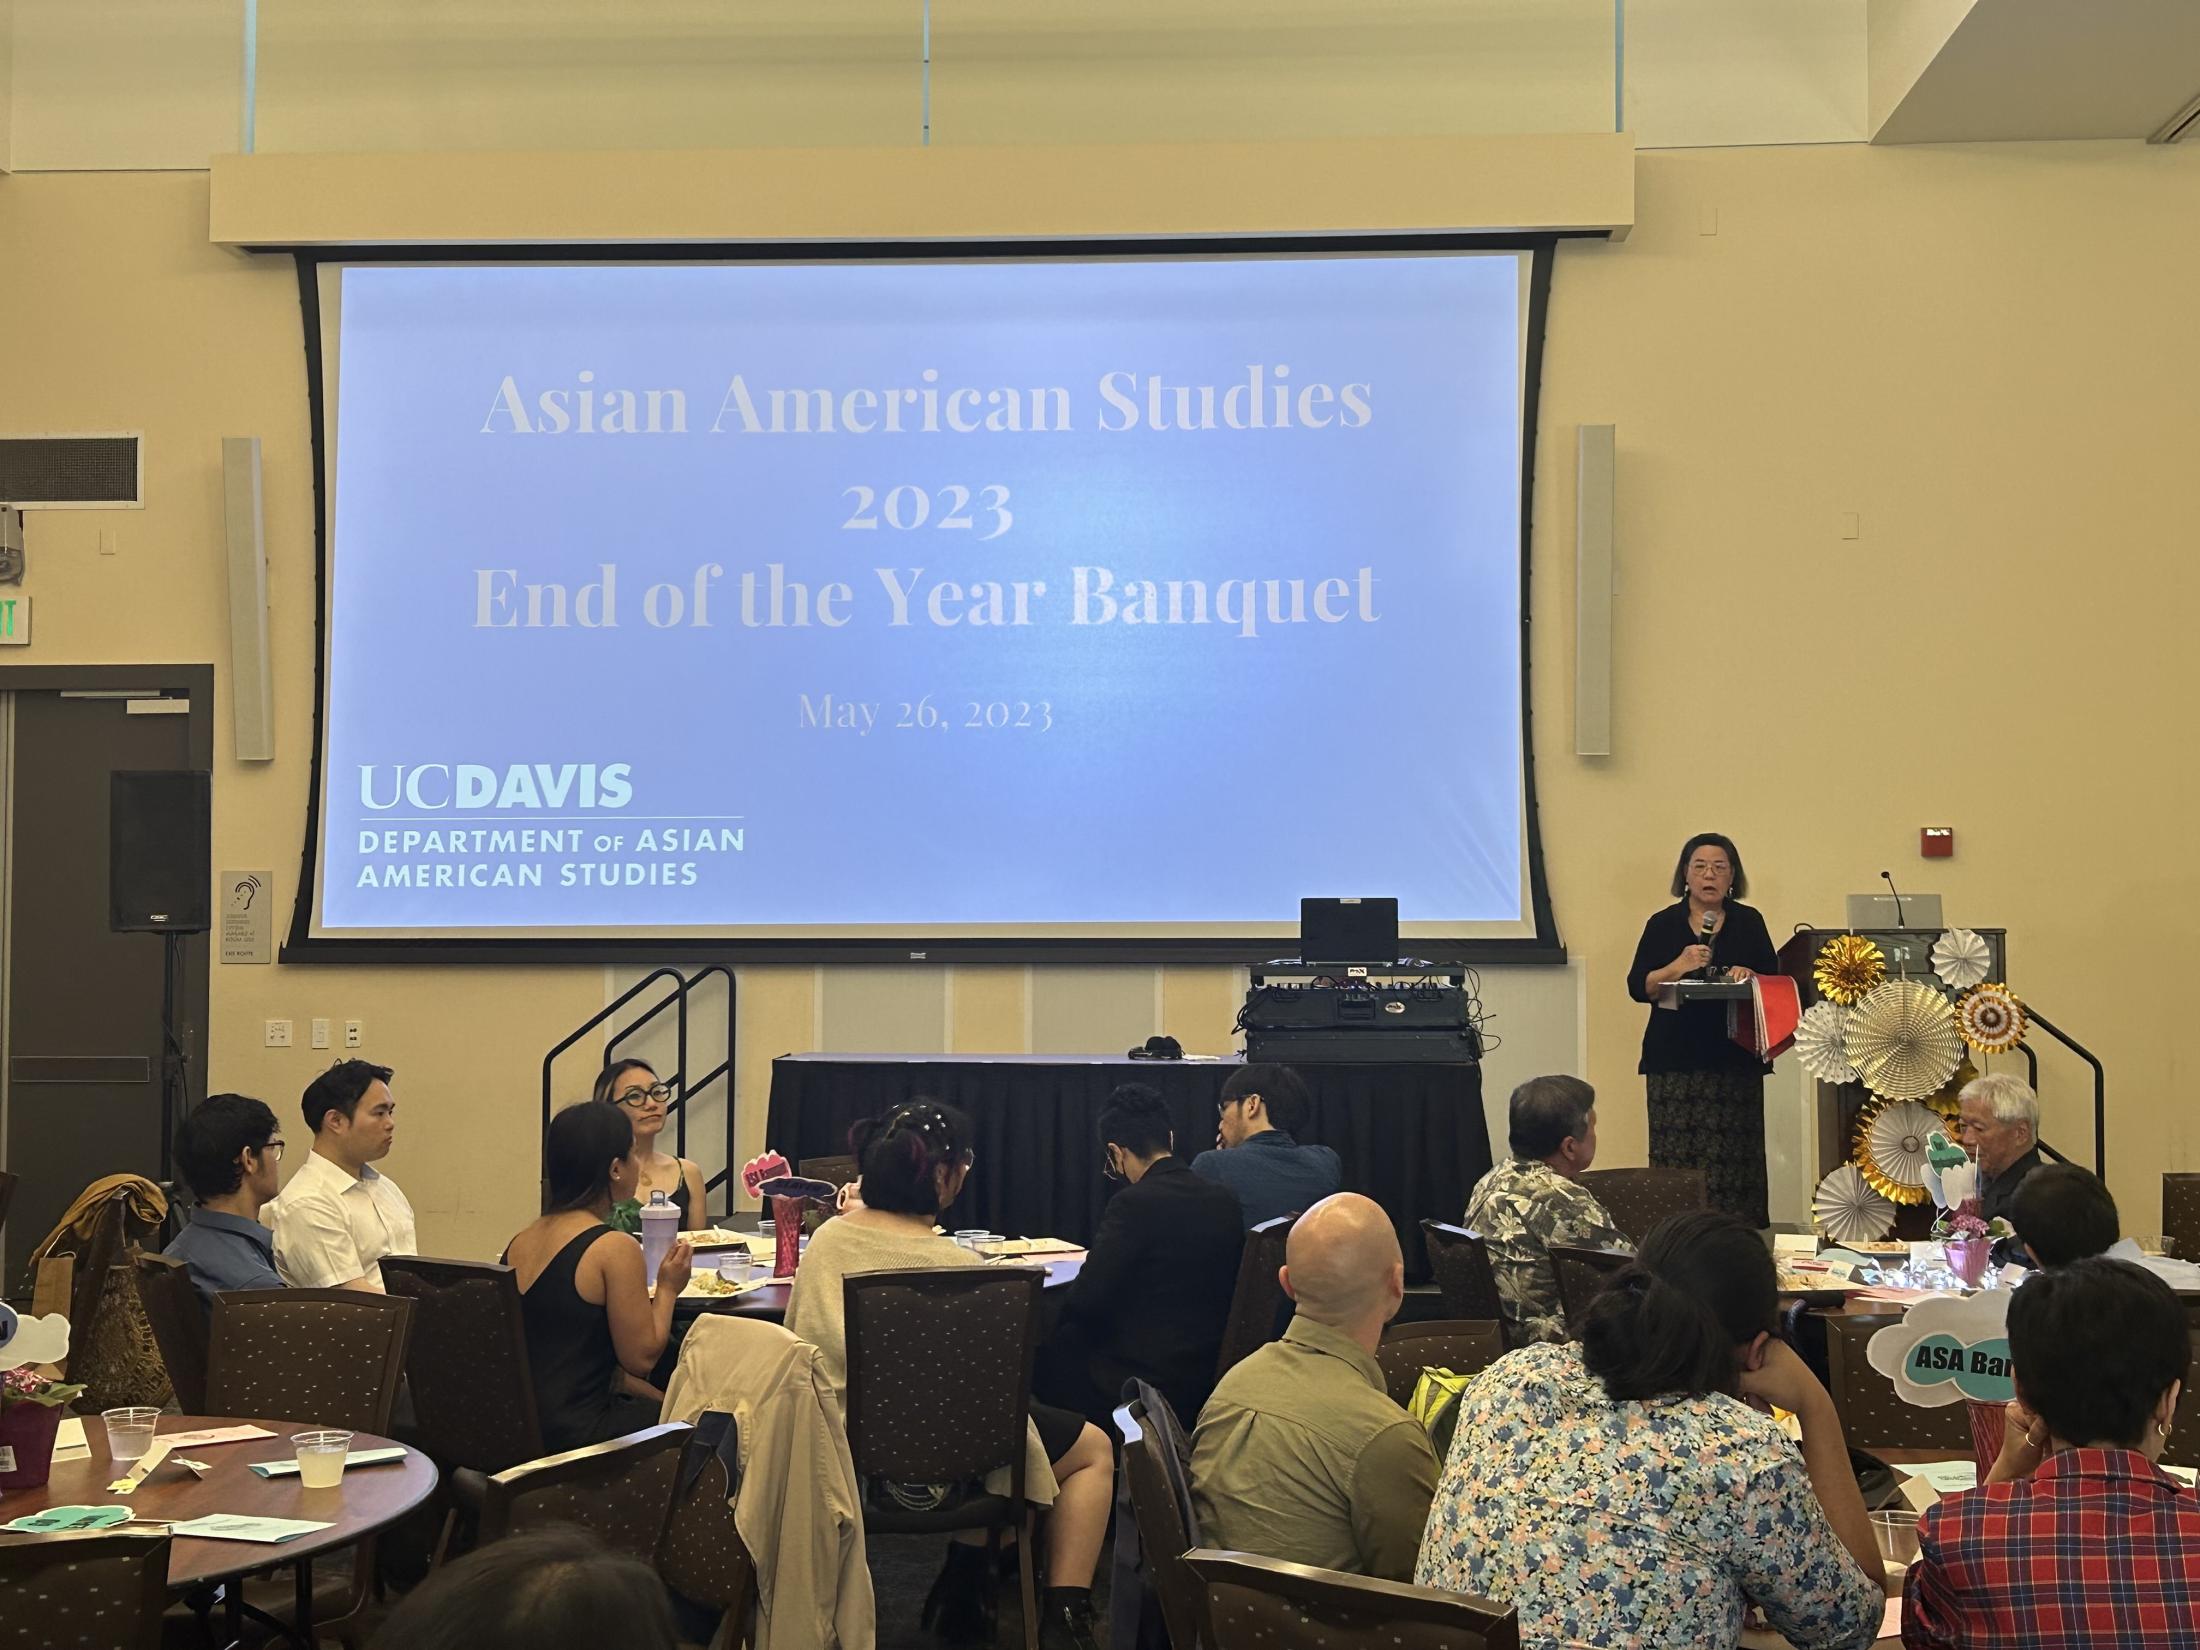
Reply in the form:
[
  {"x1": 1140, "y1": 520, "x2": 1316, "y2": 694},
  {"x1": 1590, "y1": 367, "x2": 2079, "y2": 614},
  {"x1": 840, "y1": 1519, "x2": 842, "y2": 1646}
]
[{"x1": 1626, "y1": 899, "x2": 1780, "y2": 1075}]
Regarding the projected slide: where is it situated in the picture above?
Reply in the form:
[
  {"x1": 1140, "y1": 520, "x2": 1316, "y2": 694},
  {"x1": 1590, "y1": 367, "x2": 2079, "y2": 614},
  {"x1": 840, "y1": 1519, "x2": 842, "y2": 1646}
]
[{"x1": 316, "y1": 254, "x2": 1526, "y2": 936}]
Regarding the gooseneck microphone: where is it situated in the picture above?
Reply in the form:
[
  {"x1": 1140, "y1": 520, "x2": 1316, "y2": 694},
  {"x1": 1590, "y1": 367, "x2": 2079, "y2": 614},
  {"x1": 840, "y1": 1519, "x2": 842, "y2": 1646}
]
[{"x1": 1880, "y1": 869, "x2": 1908, "y2": 929}]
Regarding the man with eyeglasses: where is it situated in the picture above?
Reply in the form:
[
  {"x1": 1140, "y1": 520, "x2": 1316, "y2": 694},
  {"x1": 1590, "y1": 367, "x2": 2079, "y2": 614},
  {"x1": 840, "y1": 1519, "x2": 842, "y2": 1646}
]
[
  {"x1": 165, "y1": 1092, "x2": 288, "y2": 1297},
  {"x1": 1190, "y1": 1064, "x2": 1341, "y2": 1230}
]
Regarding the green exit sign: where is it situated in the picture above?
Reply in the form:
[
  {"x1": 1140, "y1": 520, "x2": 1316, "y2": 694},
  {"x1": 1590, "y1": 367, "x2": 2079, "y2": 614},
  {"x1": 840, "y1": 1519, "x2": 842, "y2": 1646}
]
[{"x1": 0, "y1": 596, "x2": 30, "y2": 645}]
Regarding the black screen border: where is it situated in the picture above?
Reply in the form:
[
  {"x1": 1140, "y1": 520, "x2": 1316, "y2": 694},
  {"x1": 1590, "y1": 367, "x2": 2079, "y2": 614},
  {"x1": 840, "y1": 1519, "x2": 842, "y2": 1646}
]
[{"x1": 280, "y1": 233, "x2": 1568, "y2": 965}]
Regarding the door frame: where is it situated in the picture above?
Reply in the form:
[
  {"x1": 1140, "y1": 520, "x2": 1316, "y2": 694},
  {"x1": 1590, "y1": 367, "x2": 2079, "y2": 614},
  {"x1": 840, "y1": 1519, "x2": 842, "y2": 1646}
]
[{"x1": 0, "y1": 664, "x2": 215, "y2": 1202}]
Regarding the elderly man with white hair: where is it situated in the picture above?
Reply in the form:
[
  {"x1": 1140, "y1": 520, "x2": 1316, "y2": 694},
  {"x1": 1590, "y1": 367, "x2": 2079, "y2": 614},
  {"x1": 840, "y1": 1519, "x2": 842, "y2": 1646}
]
[{"x1": 1957, "y1": 1072, "x2": 2044, "y2": 1224}]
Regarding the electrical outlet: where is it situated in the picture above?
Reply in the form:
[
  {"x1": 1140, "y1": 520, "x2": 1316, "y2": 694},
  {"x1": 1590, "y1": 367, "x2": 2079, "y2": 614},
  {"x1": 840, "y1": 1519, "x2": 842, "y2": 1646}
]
[
  {"x1": 344, "y1": 1019, "x2": 364, "y2": 1049},
  {"x1": 264, "y1": 1019, "x2": 293, "y2": 1048},
  {"x1": 310, "y1": 1018, "x2": 331, "y2": 1050}
]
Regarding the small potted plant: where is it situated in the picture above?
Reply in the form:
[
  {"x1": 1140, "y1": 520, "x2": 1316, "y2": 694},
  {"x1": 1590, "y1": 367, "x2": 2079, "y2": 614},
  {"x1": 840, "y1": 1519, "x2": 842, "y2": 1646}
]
[
  {"x1": 0, "y1": 1304, "x2": 80, "y2": 1491},
  {"x1": 1931, "y1": 1200, "x2": 2008, "y2": 1288}
]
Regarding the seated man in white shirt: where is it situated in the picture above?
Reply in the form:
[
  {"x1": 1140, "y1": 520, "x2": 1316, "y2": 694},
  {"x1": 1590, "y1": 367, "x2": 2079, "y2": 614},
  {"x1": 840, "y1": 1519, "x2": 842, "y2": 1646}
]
[{"x1": 269, "y1": 1059, "x2": 417, "y2": 1291}]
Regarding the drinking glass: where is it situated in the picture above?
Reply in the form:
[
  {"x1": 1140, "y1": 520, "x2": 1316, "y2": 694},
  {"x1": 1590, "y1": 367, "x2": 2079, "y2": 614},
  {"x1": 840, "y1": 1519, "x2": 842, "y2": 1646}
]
[
  {"x1": 717, "y1": 1251, "x2": 756, "y2": 1287},
  {"x1": 1871, "y1": 1509, "x2": 1922, "y2": 1566},
  {"x1": 292, "y1": 1430, "x2": 353, "y2": 1489},
  {"x1": 2135, "y1": 1234, "x2": 2176, "y2": 1257},
  {"x1": 101, "y1": 1407, "x2": 161, "y2": 1462}
]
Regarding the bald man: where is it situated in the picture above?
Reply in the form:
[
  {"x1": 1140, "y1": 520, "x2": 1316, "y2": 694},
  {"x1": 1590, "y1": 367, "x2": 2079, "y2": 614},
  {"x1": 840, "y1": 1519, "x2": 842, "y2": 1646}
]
[{"x1": 1188, "y1": 1194, "x2": 1440, "y2": 1581}]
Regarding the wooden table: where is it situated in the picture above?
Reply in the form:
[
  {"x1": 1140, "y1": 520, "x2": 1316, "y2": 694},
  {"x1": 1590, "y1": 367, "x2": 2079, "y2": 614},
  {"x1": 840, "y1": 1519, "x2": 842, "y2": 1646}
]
[
  {"x1": 0, "y1": 1414, "x2": 438, "y2": 1646},
  {"x1": 675, "y1": 1248, "x2": 1086, "y2": 1322}
]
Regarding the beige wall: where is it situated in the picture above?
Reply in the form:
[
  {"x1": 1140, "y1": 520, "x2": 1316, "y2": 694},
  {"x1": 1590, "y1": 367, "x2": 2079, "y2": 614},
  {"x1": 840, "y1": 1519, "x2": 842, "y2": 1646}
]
[{"x1": 3, "y1": 134, "x2": 2195, "y2": 1259}]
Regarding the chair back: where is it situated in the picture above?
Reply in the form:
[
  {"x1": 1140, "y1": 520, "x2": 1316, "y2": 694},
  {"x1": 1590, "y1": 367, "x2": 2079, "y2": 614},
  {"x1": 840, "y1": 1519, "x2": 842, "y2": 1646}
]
[
  {"x1": 843, "y1": 1267, "x2": 1041, "y2": 1497},
  {"x1": 657, "y1": 1417, "x2": 757, "y2": 1619},
  {"x1": 204, "y1": 1288, "x2": 414, "y2": 1435},
  {"x1": 381, "y1": 1256, "x2": 545, "y2": 1474},
  {"x1": 1214, "y1": 1216, "x2": 1294, "y2": 1380},
  {"x1": 1824, "y1": 1313, "x2": 1972, "y2": 1452},
  {"x1": 130, "y1": 1252, "x2": 209, "y2": 1413},
  {"x1": 1420, "y1": 1222, "x2": 1507, "y2": 1333},
  {"x1": 0, "y1": 1168, "x2": 15, "y2": 1241},
  {"x1": 1185, "y1": 1548, "x2": 1519, "y2": 1650},
  {"x1": 1115, "y1": 1391, "x2": 1209, "y2": 1650},
  {"x1": 0, "y1": 1528, "x2": 172, "y2": 1650},
  {"x1": 799, "y1": 1155, "x2": 860, "y2": 1189},
  {"x1": 1574, "y1": 1167, "x2": 1708, "y2": 1245},
  {"x1": 1548, "y1": 1244, "x2": 1632, "y2": 1336},
  {"x1": 479, "y1": 1423, "x2": 693, "y2": 1559},
  {"x1": 2165, "y1": 1174, "x2": 2200, "y2": 1268},
  {"x1": 1376, "y1": 1319, "x2": 1505, "y2": 1408}
]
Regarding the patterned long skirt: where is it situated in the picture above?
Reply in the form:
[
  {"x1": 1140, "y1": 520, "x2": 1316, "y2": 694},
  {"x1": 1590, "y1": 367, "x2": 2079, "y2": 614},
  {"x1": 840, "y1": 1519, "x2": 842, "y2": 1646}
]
[{"x1": 1646, "y1": 1068, "x2": 1768, "y2": 1230}]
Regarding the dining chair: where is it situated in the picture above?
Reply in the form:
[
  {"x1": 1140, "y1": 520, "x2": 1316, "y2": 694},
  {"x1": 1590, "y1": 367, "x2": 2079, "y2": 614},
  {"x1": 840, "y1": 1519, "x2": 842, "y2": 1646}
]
[
  {"x1": 0, "y1": 1528, "x2": 172, "y2": 1650},
  {"x1": 1824, "y1": 1313, "x2": 1973, "y2": 1453},
  {"x1": 656, "y1": 1415, "x2": 758, "y2": 1648},
  {"x1": 1419, "y1": 1222, "x2": 1509, "y2": 1343},
  {"x1": 1575, "y1": 1167, "x2": 1708, "y2": 1245},
  {"x1": 1548, "y1": 1244, "x2": 1632, "y2": 1336},
  {"x1": 844, "y1": 1266, "x2": 1045, "y2": 1650},
  {"x1": 2163, "y1": 1174, "x2": 2200, "y2": 1268},
  {"x1": 479, "y1": 1423, "x2": 694, "y2": 1561},
  {"x1": 1375, "y1": 1318, "x2": 1506, "y2": 1408},
  {"x1": 1213, "y1": 1217, "x2": 1294, "y2": 1380},
  {"x1": 130, "y1": 1251, "x2": 209, "y2": 1413},
  {"x1": 1184, "y1": 1548, "x2": 1519, "y2": 1650},
  {"x1": 1114, "y1": 1385, "x2": 1209, "y2": 1650},
  {"x1": 380, "y1": 1255, "x2": 545, "y2": 1562}
]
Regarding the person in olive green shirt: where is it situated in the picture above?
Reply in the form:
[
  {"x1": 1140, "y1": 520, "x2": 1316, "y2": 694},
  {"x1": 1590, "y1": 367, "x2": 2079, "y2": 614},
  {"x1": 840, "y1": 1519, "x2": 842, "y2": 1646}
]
[{"x1": 1188, "y1": 1192, "x2": 1440, "y2": 1581}]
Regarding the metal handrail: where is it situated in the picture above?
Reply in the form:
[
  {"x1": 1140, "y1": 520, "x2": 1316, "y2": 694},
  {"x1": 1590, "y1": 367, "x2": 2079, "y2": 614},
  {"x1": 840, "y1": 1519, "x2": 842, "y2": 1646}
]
[
  {"x1": 2025, "y1": 1006, "x2": 2105, "y2": 1179},
  {"x1": 540, "y1": 965, "x2": 738, "y2": 1216}
]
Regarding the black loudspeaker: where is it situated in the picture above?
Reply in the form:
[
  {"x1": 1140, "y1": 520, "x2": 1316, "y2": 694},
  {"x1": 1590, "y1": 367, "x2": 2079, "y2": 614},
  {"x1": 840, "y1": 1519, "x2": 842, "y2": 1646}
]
[{"x1": 110, "y1": 770, "x2": 212, "y2": 933}]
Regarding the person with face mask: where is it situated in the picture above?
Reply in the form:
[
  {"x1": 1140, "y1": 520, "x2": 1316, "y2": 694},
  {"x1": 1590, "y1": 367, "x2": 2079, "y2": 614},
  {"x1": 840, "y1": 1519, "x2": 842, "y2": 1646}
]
[
  {"x1": 1036, "y1": 1084, "x2": 1246, "y2": 1431},
  {"x1": 1626, "y1": 831, "x2": 1781, "y2": 1228}
]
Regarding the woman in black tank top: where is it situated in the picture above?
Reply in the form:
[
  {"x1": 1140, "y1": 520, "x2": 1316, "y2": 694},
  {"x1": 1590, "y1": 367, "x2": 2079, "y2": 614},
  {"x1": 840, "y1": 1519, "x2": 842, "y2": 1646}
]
[{"x1": 504, "y1": 1103, "x2": 694, "y2": 1451}]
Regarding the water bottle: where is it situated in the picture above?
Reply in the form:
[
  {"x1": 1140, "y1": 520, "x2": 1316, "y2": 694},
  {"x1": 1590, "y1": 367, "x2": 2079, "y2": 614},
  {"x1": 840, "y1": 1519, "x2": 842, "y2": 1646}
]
[{"x1": 640, "y1": 1191, "x2": 679, "y2": 1288}]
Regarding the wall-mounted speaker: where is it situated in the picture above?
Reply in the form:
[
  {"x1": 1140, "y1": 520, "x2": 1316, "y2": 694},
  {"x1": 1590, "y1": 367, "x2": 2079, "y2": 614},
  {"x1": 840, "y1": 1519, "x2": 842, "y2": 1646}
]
[
  {"x1": 110, "y1": 770, "x2": 212, "y2": 933},
  {"x1": 1575, "y1": 424, "x2": 1616, "y2": 757},
  {"x1": 222, "y1": 437, "x2": 275, "y2": 762}
]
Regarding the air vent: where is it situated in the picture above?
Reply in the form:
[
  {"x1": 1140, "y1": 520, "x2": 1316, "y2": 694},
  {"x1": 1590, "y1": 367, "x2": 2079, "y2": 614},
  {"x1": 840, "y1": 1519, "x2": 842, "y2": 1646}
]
[{"x1": 0, "y1": 434, "x2": 143, "y2": 507}]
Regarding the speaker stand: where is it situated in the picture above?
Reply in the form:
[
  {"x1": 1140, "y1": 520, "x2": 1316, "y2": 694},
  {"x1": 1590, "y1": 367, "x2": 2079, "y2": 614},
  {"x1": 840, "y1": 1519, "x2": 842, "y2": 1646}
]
[{"x1": 157, "y1": 929, "x2": 190, "y2": 1195}]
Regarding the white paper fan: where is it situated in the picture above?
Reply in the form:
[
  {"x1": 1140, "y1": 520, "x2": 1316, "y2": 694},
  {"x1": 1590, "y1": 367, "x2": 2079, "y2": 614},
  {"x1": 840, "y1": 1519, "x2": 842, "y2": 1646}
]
[
  {"x1": 1858, "y1": 1098, "x2": 1946, "y2": 1203},
  {"x1": 1932, "y1": 928, "x2": 1992, "y2": 991},
  {"x1": 1812, "y1": 1164, "x2": 1896, "y2": 1243},
  {"x1": 1795, "y1": 1000, "x2": 1858, "y2": 1085}
]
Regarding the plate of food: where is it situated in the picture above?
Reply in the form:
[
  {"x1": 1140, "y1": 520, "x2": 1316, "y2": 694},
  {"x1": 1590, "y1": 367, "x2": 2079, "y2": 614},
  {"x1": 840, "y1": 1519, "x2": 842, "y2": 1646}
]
[
  {"x1": 1775, "y1": 1265, "x2": 1869, "y2": 1303},
  {"x1": 683, "y1": 1228, "x2": 752, "y2": 1250},
  {"x1": 680, "y1": 1271, "x2": 771, "y2": 1299}
]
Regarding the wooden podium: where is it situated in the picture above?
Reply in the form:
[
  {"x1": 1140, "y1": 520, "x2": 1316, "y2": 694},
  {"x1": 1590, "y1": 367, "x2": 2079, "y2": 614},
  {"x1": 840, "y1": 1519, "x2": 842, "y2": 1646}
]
[{"x1": 1777, "y1": 925, "x2": 2008, "y2": 1235}]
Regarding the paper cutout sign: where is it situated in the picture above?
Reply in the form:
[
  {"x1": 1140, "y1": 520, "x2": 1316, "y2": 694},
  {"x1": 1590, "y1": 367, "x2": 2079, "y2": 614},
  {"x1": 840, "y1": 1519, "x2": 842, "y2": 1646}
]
[
  {"x1": 1866, "y1": 1290, "x2": 2015, "y2": 1407},
  {"x1": 0, "y1": 1300, "x2": 71, "y2": 1366}
]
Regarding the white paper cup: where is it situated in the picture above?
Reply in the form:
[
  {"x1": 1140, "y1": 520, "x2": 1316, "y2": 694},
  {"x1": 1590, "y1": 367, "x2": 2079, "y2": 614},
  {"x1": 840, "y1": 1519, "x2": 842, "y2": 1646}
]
[
  {"x1": 102, "y1": 1407, "x2": 161, "y2": 1462},
  {"x1": 292, "y1": 1430, "x2": 353, "y2": 1489}
]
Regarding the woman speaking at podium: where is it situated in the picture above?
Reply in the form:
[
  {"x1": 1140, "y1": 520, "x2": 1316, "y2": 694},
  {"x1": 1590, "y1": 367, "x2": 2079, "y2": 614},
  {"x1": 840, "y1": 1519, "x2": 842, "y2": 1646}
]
[{"x1": 1626, "y1": 832, "x2": 1779, "y2": 1228}]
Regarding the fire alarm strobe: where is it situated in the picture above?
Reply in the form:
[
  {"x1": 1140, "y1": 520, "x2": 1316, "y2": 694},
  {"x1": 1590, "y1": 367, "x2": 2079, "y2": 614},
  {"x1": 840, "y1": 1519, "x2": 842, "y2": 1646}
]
[{"x1": 1921, "y1": 827, "x2": 1954, "y2": 859}]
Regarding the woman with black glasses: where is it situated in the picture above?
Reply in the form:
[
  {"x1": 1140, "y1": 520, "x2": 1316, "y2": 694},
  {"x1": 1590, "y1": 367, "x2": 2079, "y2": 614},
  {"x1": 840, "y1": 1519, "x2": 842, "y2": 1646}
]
[{"x1": 592, "y1": 1058, "x2": 706, "y2": 1229}]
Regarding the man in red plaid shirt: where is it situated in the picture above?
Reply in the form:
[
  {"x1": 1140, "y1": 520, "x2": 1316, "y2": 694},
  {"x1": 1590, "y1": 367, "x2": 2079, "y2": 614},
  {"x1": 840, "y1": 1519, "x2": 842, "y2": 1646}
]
[{"x1": 1904, "y1": 1256, "x2": 2200, "y2": 1648}]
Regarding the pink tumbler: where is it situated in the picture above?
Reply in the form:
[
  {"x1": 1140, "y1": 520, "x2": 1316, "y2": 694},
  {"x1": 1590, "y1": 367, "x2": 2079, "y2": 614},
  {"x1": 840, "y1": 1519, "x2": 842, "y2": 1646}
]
[{"x1": 771, "y1": 1196, "x2": 804, "y2": 1277}]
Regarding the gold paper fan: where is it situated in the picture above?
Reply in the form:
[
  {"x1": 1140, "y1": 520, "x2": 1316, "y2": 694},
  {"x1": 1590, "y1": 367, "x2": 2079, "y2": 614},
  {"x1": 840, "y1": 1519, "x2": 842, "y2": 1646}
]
[
  {"x1": 1844, "y1": 979, "x2": 1963, "y2": 1101},
  {"x1": 1814, "y1": 934, "x2": 1886, "y2": 1006},
  {"x1": 1853, "y1": 1095, "x2": 1947, "y2": 1205},
  {"x1": 1956, "y1": 983, "x2": 2026, "y2": 1053}
]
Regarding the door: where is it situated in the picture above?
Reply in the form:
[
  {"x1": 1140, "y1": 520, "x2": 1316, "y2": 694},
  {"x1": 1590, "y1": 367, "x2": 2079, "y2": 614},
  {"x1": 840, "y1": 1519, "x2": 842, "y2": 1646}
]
[{"x1": 1, "y1": 683, "x2": 210, "y2": 1285}]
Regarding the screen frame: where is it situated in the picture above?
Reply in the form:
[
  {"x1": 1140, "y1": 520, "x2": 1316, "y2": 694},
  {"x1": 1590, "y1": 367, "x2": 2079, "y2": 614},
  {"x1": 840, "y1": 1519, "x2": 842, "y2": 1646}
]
[{"x1": 280, "y1": 233, "x2": 1568, "y2": 965}]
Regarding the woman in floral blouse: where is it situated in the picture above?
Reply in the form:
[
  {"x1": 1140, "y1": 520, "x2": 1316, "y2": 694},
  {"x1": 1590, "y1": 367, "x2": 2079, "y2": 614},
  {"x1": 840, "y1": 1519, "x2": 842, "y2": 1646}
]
[{"x1": 1416, "y1": 1209, "x2": 1885, "y2": 1650}]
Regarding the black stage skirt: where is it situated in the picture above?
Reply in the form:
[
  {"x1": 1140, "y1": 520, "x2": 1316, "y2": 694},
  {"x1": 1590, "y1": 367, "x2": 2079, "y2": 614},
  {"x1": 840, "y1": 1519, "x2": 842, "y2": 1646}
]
[{"x1": 1646, "y1": 1067, "x2": 1768, "y2": 1230}]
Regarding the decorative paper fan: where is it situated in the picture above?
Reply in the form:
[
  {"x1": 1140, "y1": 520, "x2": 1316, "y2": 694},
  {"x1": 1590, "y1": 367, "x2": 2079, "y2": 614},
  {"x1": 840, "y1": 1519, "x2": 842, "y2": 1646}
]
[
  {"x1": 1854, "y1": 1096, "x2": 1948, "y2": 1205},
  {"x1": 1795, "y1": 1001, "x2": 1859, "y2": 1085},
  {"x1": 1955, "y1": 983, "x2": 2026, "y2": 1053},
  {"x1": 1932, "y1": 929, "x2": 1993, "y2": 991},
  {"x1": 1813, "y1": 1163, "x2": 1897, "y2": 1243},
  {"x1": 1813, "y1": 934, "x2": 1887, "y2": 1006},
  {"x1": 1845, "y1": 979, "x2": 1963, "y2": 1101}
]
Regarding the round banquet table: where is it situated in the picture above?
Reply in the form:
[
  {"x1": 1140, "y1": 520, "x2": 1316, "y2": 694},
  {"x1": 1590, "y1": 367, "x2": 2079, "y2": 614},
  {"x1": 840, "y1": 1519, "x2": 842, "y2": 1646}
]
[
  {"x1": 673, "y1": 1248, "x2": 1086, "y2": 1322},
  {"x1": 0, "y1": 1414, "x2": 438, "y2": 1642}
]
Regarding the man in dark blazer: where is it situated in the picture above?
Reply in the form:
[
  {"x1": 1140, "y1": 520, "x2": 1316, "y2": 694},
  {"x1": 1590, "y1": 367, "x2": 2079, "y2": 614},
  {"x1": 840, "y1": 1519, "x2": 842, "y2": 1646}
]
[{"x1": 1037, "y1": 1083, "x2": 1247, "y2": 1428}]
